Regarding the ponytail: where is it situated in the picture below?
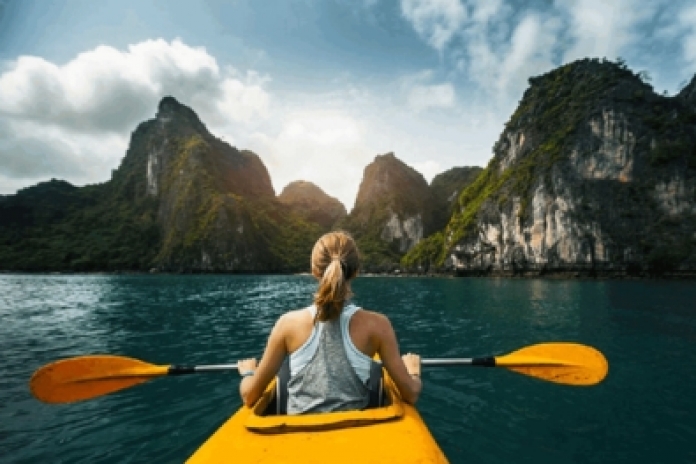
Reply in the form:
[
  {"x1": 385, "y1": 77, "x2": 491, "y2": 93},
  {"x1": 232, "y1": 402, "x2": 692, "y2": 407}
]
[{"x1": 311, "y1": 232, "x2": 360, "y2": 322}]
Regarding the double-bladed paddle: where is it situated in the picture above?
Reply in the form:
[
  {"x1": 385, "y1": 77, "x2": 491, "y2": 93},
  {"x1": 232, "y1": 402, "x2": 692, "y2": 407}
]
[{"x1": 30, "y1": 342, "x2": 608, "y2": 404}]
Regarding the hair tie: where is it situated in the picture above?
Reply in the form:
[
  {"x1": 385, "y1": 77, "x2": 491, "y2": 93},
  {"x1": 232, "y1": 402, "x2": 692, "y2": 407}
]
[{"x1": 330, "y1": 256, "x2": 348, "y2": 276}]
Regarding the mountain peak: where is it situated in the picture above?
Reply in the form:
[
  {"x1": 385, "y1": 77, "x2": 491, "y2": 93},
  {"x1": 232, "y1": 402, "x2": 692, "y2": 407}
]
[
  {"x1": 340, "y1": 152, "x2": 435, "y2": 261},
  {"x1": 375, "y1": 152, "x2": 397, "y2": 161},
  {"x1": 157, "y1": 95, "x2": 183, "y2": 111},
  {"x1": 279, "y1": 180, "x2": 325, "y2": 197},
  {"x1": 527, "y1": 58, "x2": 644, "y2": 90},
  {"x1": 354, "y1": 153, "x2": 429, "y2": 211},
  {"x1": 278, "y1": 180, "x2": 346, "y2": 229},
  {"x1": 155, "y1": 96, "x2": 208, "y2": 134},
  {"x1": 156, "y1": 96, "x2": 190, "y2": 120}
]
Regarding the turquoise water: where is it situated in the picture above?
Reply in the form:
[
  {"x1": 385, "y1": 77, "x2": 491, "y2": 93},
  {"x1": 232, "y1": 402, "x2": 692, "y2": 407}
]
[{"x1": 1, "y1": 274, "x2": 695, "y2": 463}]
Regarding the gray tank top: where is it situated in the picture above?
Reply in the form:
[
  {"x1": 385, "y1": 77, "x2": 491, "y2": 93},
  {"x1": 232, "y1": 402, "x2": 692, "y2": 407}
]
[{"x1": 286, "y1": 316, "x2": 370, "y2": 414}]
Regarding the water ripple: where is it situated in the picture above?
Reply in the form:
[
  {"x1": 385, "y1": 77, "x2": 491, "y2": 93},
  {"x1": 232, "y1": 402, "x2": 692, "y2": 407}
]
[{"x1": 2, "y1": 275, "x2": 696, "y2": 463}]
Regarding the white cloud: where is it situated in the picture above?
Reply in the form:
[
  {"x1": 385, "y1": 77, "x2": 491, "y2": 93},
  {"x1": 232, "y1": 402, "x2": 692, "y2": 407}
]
[
  {"x1": 470, "y1": 0, "x2": 503, "y2": 24},
  {"x1": 400, "y1": 0, "x2": 467, "y2": 52},
  {"x1": 407, "y1": 83, "x2": 455, "y2": 111},
  {"x1": 499, "y1": 15, "x2": 561, "y2": 97},
  {"x1": 398, "y1": 70, "x2": 456, "y2": 111},
  {"x1": 5, "y1": 1, "x2": 691, "y2": 214},
  {"x1": 400, "y1": 2, "x2": 558, "y2": 109},
  {"x1": 400, "y1": 0, "x2": 681, "y2": 107},
  {"x1": 0, "y1": 120, "x2": 86, "y2": 179},
  {"x1": 216, "y1": 69, "x2": 270, "y2": 124},
  {"x1": 461, "y1": 13, "x2": 561, "y2": 110},
  {"x1": 247, "y1": 109, "x2": 375, "y2": 211},
  {"x1": 0, "y1": 117, "x2": 128, "y2": 190},
  {"x1": 0, "y1": 38, "x2": 270, "y2": 134},
  {"x1": 0, "y1": 38, "x2": 271, "y2": 195},
  {"x1": 558, "y1": 0, "x2": 659, "y2": 63},
  {"x1": 681, "y1": 4, "x2": 696, "y2": 66}
]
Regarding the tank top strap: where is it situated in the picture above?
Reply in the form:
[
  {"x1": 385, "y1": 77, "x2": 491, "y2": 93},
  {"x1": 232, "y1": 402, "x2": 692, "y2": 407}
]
[
  {"x1": 340, "y1": 303, "x2": 359, "y2": 324},
  {"x1": 287, "y1": 303, "x2": 370, "y2": 414}
]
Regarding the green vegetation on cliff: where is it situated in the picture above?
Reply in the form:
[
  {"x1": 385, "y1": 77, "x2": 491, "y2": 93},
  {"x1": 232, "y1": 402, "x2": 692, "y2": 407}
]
[
  {"x1": 0, "y1": 98, "x2": 330, "y2": 273},
  {"x1": 0, "y1": 179, "x2": 159, "y2": 271},
  {"x1": 430, "y1": 166, "x2": 483, "y2": 231},
  {"x1": 337, "y1": 202, "x2": 404, "y2": 271},
  {"x1": 5, "y1": 64, "x2": 696, "y2": 275},
  {"x1": 403, "y1": 58, "x2": 696, "y2": 273},
  {"x1": 278, "y1": 181, "x2": 347, "y2": 230},
  {"x1": 337, "y1": 153, "x2": 435, "y2": 271}
]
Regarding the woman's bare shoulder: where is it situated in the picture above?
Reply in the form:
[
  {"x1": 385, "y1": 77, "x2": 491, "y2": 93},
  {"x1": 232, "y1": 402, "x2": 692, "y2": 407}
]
[
  {"x1": 356, "y1": 307, "x2": 384, "y2": 318},
  {"x1": 355, "y1": 308, "x2": 392, "y2": 331},
  {"x1": 277, "y1": 307, "x2": 313, "y2": 327}
]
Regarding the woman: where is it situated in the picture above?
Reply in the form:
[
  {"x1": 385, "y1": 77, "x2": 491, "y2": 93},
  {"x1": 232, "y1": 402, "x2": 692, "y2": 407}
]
[{"x1": 237, "y1": 231, "x2": 421, "y2": 414}]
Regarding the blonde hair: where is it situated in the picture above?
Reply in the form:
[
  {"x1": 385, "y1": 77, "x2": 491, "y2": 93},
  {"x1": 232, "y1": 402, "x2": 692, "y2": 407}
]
[{"x1": 311, "y1": 231, "x2": 360, "y2": 322}]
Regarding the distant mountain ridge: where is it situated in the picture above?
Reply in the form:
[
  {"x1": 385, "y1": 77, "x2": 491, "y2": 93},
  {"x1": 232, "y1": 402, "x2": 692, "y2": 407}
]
[
  {"x1": 0, "y1": 98, "x2": 323, "y2": 272},
  {"x1": 0, "y1": 97, "x2": 473, "y2": 272},
  {"x1": 278, "y1": 181, "x2": 347, "y2": 230},
  {"x1": 3, "y1": 58, "x2": 695, "y2": 276},
  {"x1": 336, "y1": 153, "x2": 435, "y2": 270}
]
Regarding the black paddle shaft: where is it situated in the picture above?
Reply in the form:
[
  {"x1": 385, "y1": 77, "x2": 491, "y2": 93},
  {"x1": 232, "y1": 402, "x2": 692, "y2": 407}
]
[
  {"x1": 169, "y1": 358, "x2": 498, "y2": 375},
  {"x1": 420, "y1": 357, "x2": 496, "y2": 367},
  {"x1": 168, "y1": 364, "x2": 239, "y2": 375}
]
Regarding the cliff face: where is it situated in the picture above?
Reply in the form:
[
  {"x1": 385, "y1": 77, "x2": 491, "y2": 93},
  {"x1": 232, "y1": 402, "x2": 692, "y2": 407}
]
[
  {"x1": 278, "y1": 181, "x2": 347, "y2": 230},
  {"x1": 430, "y1": 167, "x2": 483, "y2": 231},
  {"x1": 5, "y1": 63, "x2": 696, "y2": 276},
  {"x1": 406, "y1": 59, "x2": 696, "y2": 275},
  {"x1": 0, "y1": 97, "x2": 321, "y2": 272},
  {"x1": 111, "y1": 96, "x2": 282, "y2": 272},
  {"x1": 339, "y1": 153, "x2": 435, "y2": 270}
]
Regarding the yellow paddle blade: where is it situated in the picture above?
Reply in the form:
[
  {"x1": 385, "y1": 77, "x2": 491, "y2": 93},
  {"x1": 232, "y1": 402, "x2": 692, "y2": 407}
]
[
  {"x1": 495, "y1": 343, "x2": 608, "y2": 386},
  {"x1": 30, "y1": 355, "x2": 170, "y2": 404}
]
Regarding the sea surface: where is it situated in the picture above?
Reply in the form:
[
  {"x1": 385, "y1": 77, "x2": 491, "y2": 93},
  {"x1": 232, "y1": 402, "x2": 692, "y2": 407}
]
[{"x1": 1, "y1": 274, "x2": 695, "y2": 463}]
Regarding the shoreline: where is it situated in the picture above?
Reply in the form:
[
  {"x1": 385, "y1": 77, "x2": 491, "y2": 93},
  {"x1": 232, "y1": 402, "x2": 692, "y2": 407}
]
[{"x1": 2, "y1": 269, "x2": 696, "y2": 280}]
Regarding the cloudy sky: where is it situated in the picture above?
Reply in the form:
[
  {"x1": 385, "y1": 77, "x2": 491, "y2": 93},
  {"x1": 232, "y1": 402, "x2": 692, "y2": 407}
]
[{"x1": 1, "y1": 0, "x2": 696, "y2": 209}]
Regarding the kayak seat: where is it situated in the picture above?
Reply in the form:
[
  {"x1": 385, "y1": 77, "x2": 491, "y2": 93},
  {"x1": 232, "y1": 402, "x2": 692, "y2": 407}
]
[{"x1": 270, "y1": 357, "x2": 386, "y2": 415}]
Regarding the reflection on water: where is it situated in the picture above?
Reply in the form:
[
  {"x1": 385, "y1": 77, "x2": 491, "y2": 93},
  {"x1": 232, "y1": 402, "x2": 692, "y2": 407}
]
[{"x1": 1, "y1": 275, "x2": 696, "y2": 463}]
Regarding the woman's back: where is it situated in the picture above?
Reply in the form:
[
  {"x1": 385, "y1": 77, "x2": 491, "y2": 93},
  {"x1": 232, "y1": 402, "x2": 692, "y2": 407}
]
[
  {"x1": 286, "y1": 304, "x2": 372, "y2": 413},
  {"x1": 283, "y1": 304, "x2": 379, "y2": 359},
  {"x1": 237, "y1": 231, "x2": 422, "y2": 412}
]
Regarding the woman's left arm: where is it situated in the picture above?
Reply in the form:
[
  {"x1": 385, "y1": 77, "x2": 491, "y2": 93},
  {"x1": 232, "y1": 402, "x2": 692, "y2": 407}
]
[{"x1": 238, "y1": 315, "x2": 289, "y2": 407}]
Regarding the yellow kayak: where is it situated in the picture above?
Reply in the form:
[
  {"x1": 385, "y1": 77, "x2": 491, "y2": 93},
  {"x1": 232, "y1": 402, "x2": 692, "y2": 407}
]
[{"x1": 187, "y1": 372, "x2": 448, "y2": 463}]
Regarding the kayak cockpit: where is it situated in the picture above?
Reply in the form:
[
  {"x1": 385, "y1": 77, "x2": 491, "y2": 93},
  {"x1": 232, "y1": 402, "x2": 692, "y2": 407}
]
[
  {"x1": 186, "y1": 374, "x2": 449, "y2": 463},
  {"x1": 245, "y1": 377, "x2": 404, "y2": 433}
]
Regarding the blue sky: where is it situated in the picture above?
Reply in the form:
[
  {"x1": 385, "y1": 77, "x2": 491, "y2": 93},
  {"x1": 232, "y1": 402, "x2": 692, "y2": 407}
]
[{"x1": 1, "y1": 0, "x2": 696, "y2": 209}]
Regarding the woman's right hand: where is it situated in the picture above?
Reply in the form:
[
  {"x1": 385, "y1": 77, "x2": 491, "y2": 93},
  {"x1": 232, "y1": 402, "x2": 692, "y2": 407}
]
[{"x1": 402, "y1": 352, "x2": 421, "y2": 377}]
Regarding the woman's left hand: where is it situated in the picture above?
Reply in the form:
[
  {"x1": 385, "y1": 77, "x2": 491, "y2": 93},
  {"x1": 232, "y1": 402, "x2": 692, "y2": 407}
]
[{"x1": 238, "y1": 358, "x2": 258, "y2": 376}]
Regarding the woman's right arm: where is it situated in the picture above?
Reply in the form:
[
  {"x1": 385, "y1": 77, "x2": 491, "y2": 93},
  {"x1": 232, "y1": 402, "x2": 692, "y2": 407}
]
[
  {"x1": 238, "y1": 314, "x2": 289, "y2": 407},
  {"x1": 374, "y1": 314, "x2": 422, "y2": 404}
]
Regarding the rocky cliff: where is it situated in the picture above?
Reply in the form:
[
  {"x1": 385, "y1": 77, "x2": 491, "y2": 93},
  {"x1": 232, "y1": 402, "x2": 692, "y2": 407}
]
[
  {"x1": 405, "y1": 58, "x2": 696, "y2": 276},
  {"x1": 338, "y1": 153, "x2": 435, "y2": 270},
  {"x1": 113, "y1": 96, "x2": 285, "y2": 271},
  {"x1": 430, "y1": 167, "x2": 483, "y2": 231},
  {"x1": 5, "y1": 61, "x2": 695, "y2": 276},
  {"x1": 278, "y1": 181, "x2": 347, "y2": 230},
  {"x1": 0, "y1": 97, "x2": 322, "y2": 272}
]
